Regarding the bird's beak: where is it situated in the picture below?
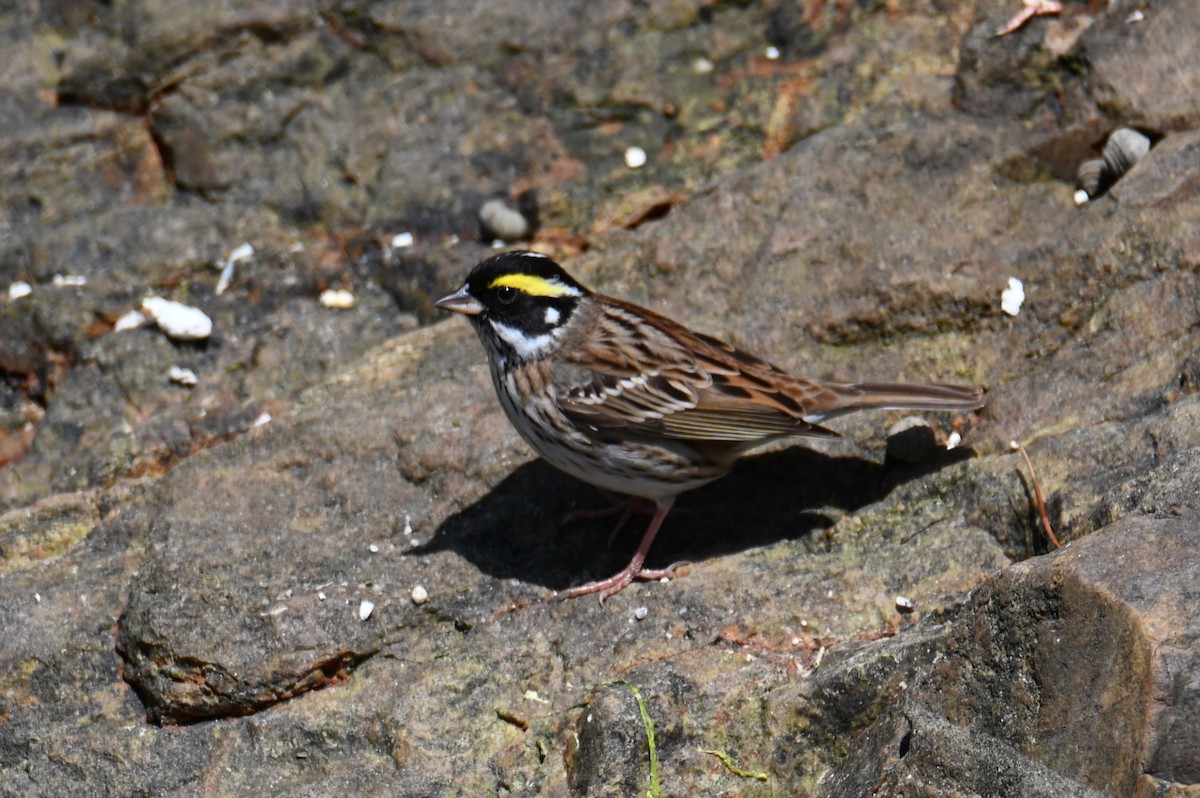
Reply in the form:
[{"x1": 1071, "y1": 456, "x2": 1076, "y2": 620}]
[{"x1": 434, "y1": 285, "x2": 484, "y2": 316}]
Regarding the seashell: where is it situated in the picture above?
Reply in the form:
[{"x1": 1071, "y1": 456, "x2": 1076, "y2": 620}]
[
  {"x1": 1076, "y1": 158, "x2": 1105, "y2": 196},
  {"x1": 1076, "y1": 128, "x2": 1152, "y2": 199},
  {"x1": 1103, "y1": 128, "x2": 1151, "y2": 176}
]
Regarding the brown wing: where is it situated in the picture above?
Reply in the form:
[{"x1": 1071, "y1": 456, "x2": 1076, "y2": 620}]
[{"x1": 554, "y1": 296, "x2": 841, "y2": 443}]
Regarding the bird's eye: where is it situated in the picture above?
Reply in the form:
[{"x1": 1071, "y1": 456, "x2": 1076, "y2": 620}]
[{"x1": 497, "y1": 286, "x2": 518, "y2": 304}]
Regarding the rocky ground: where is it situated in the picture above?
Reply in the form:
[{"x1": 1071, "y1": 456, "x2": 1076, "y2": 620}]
[{"x1": 2, "y1": 0, "x2": 1198, "y2": 795}]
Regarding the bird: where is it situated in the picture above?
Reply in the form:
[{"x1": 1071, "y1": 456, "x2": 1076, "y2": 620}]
[{"x1": 435, "y1": 251, "x2": 985, "y2": 602}]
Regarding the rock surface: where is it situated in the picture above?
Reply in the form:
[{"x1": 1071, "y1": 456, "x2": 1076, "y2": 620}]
[{"x1": 2, "y1": 0, "x2": 1199, "y2": 795}]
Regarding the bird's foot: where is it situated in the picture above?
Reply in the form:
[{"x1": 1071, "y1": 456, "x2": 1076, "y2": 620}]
[{"x1": 558, "y1": 560, "x2": 689, "y2": 604}]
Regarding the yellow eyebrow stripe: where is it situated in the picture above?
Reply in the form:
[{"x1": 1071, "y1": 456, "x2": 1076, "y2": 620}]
[{"x1": 487, "y1": 273, "x2": 577, "y2": 298}]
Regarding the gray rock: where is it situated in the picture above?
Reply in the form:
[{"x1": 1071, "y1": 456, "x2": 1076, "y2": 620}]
[{"x1": 2, "y1": 0, "x2": 1200, "y2": 795}]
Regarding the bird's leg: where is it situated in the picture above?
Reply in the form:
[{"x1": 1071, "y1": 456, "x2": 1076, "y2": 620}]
[
  {"x1": 559, "y1": 496, "x2": 686, "y2": 603},
  {"x1": 559, "y1": 492, "x2": 658, "y2": 547}
]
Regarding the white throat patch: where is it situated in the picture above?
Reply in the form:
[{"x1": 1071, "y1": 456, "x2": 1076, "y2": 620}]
[{"x1": 489, "y1": 319, "x2": 556, "y2": 360}]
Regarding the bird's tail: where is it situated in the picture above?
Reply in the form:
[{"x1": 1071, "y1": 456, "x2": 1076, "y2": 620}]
[{"x1": 814, "y1": 381, "x2": 985, "y2": 420}]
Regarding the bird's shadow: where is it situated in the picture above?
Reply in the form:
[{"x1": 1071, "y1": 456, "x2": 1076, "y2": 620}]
[{"x1": 410, "y1": 445, "x2": 975, "y2": 593}]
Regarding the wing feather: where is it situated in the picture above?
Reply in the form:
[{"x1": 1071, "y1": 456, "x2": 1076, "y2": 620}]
[{"x1": 554, "y1": 297, "x2": 838, "y2": 442}]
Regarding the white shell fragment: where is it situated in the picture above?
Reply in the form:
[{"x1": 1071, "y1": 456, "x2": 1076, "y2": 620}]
[
  {"x1": 479, "y1": 199, "x2": 530, "y2": 242},
  {"x1": 358, "y1": 600, "x2": 375, "y2": 621},
  {"x1": 1001, "y1": 277, "x2": 1025, "y2": 317},
  {"x1": 215, "y1": 243, "x2": 254, "y2": 295},
  {"x1": 7, "y1": 281, "x2": 32, "y2": 300},
  {"x1": 168, "y1": 366, "x2": 198, "y2": 387},
  {"x1": 142, "y1": 297, "x2": 213, "y2": 341},
  {"x1": 945, "y1": 431, "x2": 963, "y2": 450},
  {"x1": 411, "y1": 585, "x2": 429, "y2": 605},
  {"x1": 624, "y1": 146, "x2": 647, "y2": 169},
  {"x1": 319, "y1": 288, "x2": 356, "y2": 309}
]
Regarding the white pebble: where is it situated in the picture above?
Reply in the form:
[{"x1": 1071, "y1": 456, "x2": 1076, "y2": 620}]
[
  {"x1": 368, "y1": 543, "x2": 380, "y2": 553},
  {"x1": 168, "y1": 366, "x2": 198, "y2": 387},
  {"x1": 693, "y1": 57, "x2": 714, "y2": 74},
  {"x1": 391, "y1": 232, "x2": 414, "y2": 248},
  {"x1": 634, "y1": 606, "x2": 649, "y2": 621},
  {"x1": 765, "y1": 45, "x2": 781, "y2": 60},
  {"x1": 1073, "y1": 189, "x2": 1090, "y2": 206},
  {"x1": 1125, "y1": 10, "x2": 1144, "y2": 23},
  {"x1": 113, "y1": 310, "x2": 147, "y2": 332},
  {"x1": 318, "y1": 591, "x2": 326, "y2": 601},
  {"x1": 52, "y1": 274, "x2": 87, "y2": 287},
  {"x1": 624, "y1": 146, "x2": 647, "y2": 169},
  {"x1": 945, "y1": 431, "x2": 962, "y2": 450},
  {"x1": 358, "y1": 600, "x2": 375, "y2": 621},
  {"x1": 1000, "y1": 277, "x2": 1025, "y2": 317},
  {"x1": 142, "y1": 297, "x2": 213, "y2": 341},
  {"x1": 7, "y1": 281, "x2": 32, "y2": 300},
  {"x1": 251, "y1": 412, "x2": 272, "y2": 428},
  {"x1": 319, "y1": 288, "x2": 356, "y2": 309},
  {"x1": 403, "y1": 515, "x2": 413, "y2": 536},
  {"x1": 411, "y1": 585, "x2": 429, "y2": 604},
  {"x1": 895, "y1": 595, "x2": 916, "y2": 614}
]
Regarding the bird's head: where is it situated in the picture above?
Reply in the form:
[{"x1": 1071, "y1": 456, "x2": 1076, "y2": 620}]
[{"x1": 434, "y1": 251, "x2": 591, "y2": 364}]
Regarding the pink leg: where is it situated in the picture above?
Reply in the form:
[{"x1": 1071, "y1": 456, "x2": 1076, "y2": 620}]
[
  {"x1": 560, "y1": 494, "x2": 658, "y2": 547},
  {"x1": 559, "y1": 496, "x2": 686, "y2": 603}
]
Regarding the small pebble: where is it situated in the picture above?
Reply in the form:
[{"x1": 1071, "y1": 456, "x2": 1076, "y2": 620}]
[
  {"x1": 252, "y1": 412, "x2": 272, "y2": 428},
  {"x1": 1073, "y1": 189, "x2": 1090, "y2": 206},
  {"x1": 391, "y1": 232, "x2": 414, "y2": 248},
  {"x1": 479, "y1": 199, "x2": 530, "y2": 242},
  {"x1": 52, "y1": 274, "x2": 87, "y2": 287},
  {"x1": 411, "y1": 585, "x2": 429, "y2": 605},
  {"x1": 7, "y1": 281, "x2": 32, "y2": 300},
  {"x1": 168, "y1": 366, "x2": 198, "y2": 387},
  {"x1": 113, "y1": 310, "x2": 147, "y2": 332},
  {"x1": 634, "y1": 606, "x2": 649, "y2": 621},
  {"x1": 886, "y1": 416, "x2": 938, "y2": 464},
  {"x1": 1125, "y1": 9, "x2": 1144, "y2": 23},
  {"x1": 693, "y1": 57, "x2": 714, "y2": 74},
  {"x1": 895, "y1": 595, "x2": 916, "y2": 614},
  {"x1": 142, "y1": 297, "x2": 213, "y2": 341},
  {"x1": 318, "y1": 591, "x2": 326, "y2": 601},
  {"x1": 368, "y1": 543, "x2": 380, "y2": 553},
  {"x1": 945, "y1": 431, "x2": 962, "y2": 450},
  {"x1": 319, "y1": 288, "x2": 356, "y2": 309},
  {"x1": 1001, "y1": 277, "x2": 1025, "y2": 317},
  {"x1": 765, "y1": 45, "x2": 781, "y2": 60},
  {"x1": 358, "y1": 600, "x2": 375, "y2": 621},
  {"x1": 624, "y1": 146, "x2": 647, "y2": 169}
]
